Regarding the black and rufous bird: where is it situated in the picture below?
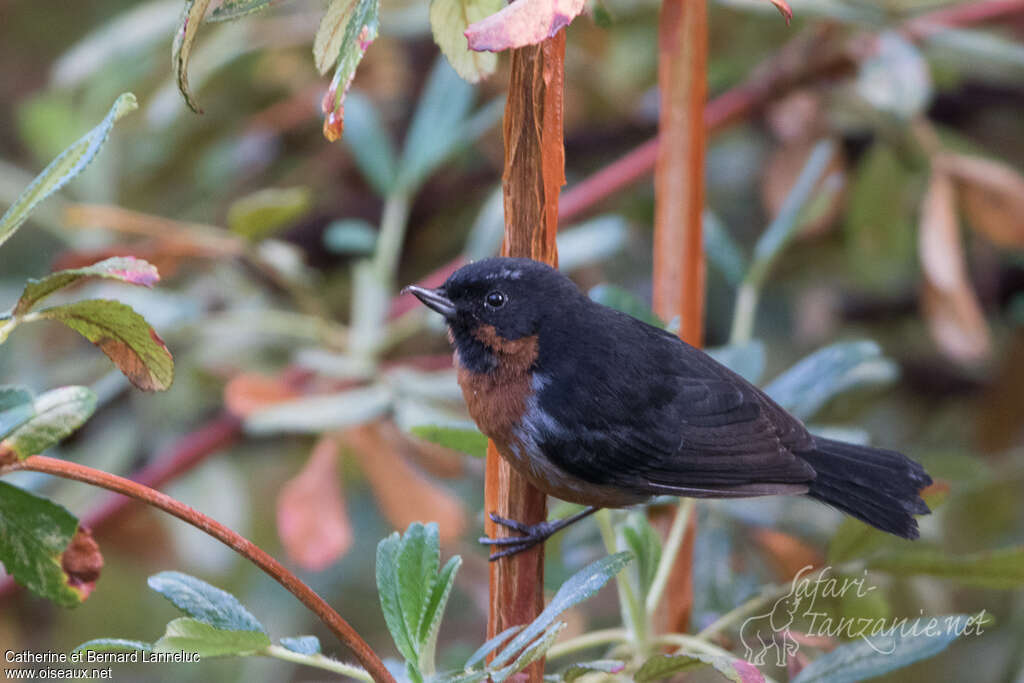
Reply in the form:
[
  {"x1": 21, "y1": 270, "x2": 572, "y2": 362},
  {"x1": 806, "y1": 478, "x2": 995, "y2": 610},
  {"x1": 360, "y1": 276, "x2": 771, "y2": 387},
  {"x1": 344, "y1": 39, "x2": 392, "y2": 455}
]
[{"x1": 404, "y1": 257, "x2": 932, "y2": 560}]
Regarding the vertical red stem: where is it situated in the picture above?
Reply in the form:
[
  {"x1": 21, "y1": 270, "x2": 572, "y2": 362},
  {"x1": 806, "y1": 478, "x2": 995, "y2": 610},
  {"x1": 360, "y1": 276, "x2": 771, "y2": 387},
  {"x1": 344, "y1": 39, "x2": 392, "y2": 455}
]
[
  {"x1": 485, "y1": 31, "x2": 566, "y2": 681},
  {"x1": 652, "y1": 0, "x2": 707, "y2": 632}
]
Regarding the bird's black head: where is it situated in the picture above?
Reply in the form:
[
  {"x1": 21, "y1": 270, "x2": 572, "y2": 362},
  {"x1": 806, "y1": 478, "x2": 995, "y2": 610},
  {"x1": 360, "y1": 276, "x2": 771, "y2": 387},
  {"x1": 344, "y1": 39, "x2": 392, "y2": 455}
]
[{"x1": 403, "y1": 257, "x2": 581, "y2": 373}]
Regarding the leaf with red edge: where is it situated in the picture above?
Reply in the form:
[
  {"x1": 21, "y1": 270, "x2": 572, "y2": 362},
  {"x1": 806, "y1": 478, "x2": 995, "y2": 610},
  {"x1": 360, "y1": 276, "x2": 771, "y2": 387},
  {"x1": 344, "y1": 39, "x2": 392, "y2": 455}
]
[
  {"x1": 40, "y1": 300, "x2": 174, "y2": 391},
  {"x1": 0, "y1": 481, "x2": 102, "y2": 607},
  {"x1": 314, "y1": 0, "x2": 381, "y2": 141},
  {"x1": 465, "y1": 0, "x2": 584, "y2": 52},
  {"x1": 277, "y1": 434, "x2": 352, "y2": 570},
  {"x1": 14, "y1": 257, "x2": 159, "y2": 316}
]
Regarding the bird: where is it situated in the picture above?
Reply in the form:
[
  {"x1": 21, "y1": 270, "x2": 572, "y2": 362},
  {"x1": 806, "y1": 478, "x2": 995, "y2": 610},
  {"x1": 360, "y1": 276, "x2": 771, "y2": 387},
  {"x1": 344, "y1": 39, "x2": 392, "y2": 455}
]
[{"x1": 404, "y1": 257, "x2": 932, "y2": 560}]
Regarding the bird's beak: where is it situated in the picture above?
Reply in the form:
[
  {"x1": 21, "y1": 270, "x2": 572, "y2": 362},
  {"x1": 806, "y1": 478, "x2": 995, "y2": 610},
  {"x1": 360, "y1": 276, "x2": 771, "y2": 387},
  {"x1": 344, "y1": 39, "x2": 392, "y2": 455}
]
[{"x1": 403, "y1": 285, "x2": 456, "y2": 318}]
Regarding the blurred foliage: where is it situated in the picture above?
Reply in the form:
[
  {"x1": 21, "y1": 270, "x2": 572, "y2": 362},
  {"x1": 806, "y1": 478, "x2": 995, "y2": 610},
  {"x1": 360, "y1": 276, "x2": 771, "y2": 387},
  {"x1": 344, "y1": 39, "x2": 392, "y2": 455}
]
[{"x1": 2, "y1": 0, "x2": 1024, "y2": 681}]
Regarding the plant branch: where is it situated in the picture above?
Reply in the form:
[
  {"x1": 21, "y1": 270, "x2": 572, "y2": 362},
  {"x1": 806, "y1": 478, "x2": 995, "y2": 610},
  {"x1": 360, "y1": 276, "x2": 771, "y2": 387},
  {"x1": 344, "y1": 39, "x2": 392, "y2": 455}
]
[
  {"x1": 645, "y1": 498, "x2": 694, "y2": 615},
  {"x1": 263, "y1": 644, "x2": 373, "y2": 681},
  {"x1": 0, "y1": 455, "x2": 395, "y2": 683},
  {"x1": 545, "y1": 628, "x2": 628, "y2": 660}
]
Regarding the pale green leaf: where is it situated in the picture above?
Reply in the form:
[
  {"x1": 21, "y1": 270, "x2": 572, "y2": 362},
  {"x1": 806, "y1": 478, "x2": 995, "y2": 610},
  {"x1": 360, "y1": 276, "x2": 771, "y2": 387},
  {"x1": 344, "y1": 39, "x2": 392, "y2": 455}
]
[
  {"x1": 0, "y1": 93, "x2": 137, "y2": 248},
  {"x1": 703, "y1": 210, "x2": 747, "y2": 287},
  {"x1": 557, "y1": 215, "x2": 629, "y2": 272},
  {"x1": 377, "y1": 531, "x2": 418, "y2": 663},
  {"x1": 74, "y1": 639, "x2": 153, "y2": 653},
  {"x1": 14, "y1": 257, "x2": 159, "y2": 316},
  {"x1": 430, "y1": 0, "x2": 503, "y2": 83},
  {"x1": 243, "y1": 384, "x2": 391, "y2": 434},
  {"x1": 1, "y1": 386, "x2": 96, "y2": 459},
  {"x1": 706, "y1": 341, "x2": 766, "y2": 384},
  {"x1": 0, "y1": 387, "x2": 35, "y2": 441},
  {"x1": 40, "y1": 300, "x2": 174, "y2": 392},
  {"x1": 791, "y1": 615, "x2": 975, "y2": 683},
  {"x1": 172, "y1": 0, "x2": 213, "y2": 113},
  {"x1": 226, "y1": 187, "x2": 312, "y2": 240},
  {"x1": 0, "y1": 482, "x2": 85, "y2": 607},
  {"x1": 154, "y1": 617, "x2": 270, "y2": 657},
  {"x1": 397, "y1": 522, "x2": 439, "y2": 650},
  {"x1": 209, "y1": 0, "x2": 284, "y2": 22},
  {"x1": 464, "y1": 625, "x2": 523, "y2": 670},
  {"x1": 410, "y1": 425, "x2": 487, "y2": 458},
  {"x1": 588, "y1": 284, "x2": 663, "y2": 328},
  {"x1": 418, "y1": 556, "x2": 461, "y2": 672},
  {"x1": 324, "y1": 218, "x2": 378, "y2": 254},
  {"x1": 147, "y1": 571, "x2": 266, "y2": 632},
  {"x1": 561, "y1": 660, "x2": 626, "y2": 681},
  {"x1": 342, "y1": 93, "x2": 397, "y2": 196},
  {"x1": 491, "y1": 622, "x2": 565, "y2": 683},
  {"x1": 279, "y1": 635, "x2": 321, "y2": 655}
]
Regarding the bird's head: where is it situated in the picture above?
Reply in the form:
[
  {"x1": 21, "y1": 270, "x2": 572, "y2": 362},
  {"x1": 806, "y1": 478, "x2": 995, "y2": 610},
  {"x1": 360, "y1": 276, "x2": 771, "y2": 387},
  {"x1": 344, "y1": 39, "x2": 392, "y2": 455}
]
[{"x1": 403, "y1": 257, "x2": 579, "y2": 373}]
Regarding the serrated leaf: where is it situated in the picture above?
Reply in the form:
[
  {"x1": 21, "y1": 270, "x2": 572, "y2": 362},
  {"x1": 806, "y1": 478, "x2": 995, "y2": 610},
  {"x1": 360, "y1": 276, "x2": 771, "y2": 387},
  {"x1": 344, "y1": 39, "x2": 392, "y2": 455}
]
[
  {"x1": 491, "y1": 553, "x2": 632, "y2": 669},
  {"x1": 377, "y1": 531, "x2": 419, "y2": 663},
  {"x1": 154, "y1": 617, "x2": 270, "y2": 657},
  {"x1": 588, "y1": 284, "x2": 663, "y2": 328},
  {"x1": 410, "y1": 425, "x2": 487, "y2": 458},
  {"x1": 279, "y1": 635, "x2": 321, "y2": 655},
  {"x1": 209, "y1": 0, "x2": 283, "y2": 22},
  {"x1": 636, "y1": 653, "x2": 764, "y2": 683},
  {"x1": 147, "y1": 571, "x2": 266, "y2": 632},
  {"x1": 430, "y1": 0, "x2": 503, "y2": 83},
  {"x1": 244, "y1": 384, "x2": 391, "y2": 435},
  {"x1": 172, "y1": 0, "x2": 212, "y2": 113},
  {"x1": 14, "y1": 257, "x2": 160, "y2": 316},
  {"x1": 763, "y1": 341, "x2": 897, "y2": 420},
  {"x1": 324, "y1": 218, "x2": 378, "y2": 254},
  {"x1": 316, "y1": 0, "x2": 381, "y2": 141},
  {"x1": 1, "y1": 386, "x2": 96, "y2": 460},
  {"x1": 465, "y1": 0, "x2": 585, "y2": 52},
  {"x1": 561, "y1": 660, "x2": 626, "y2": 681},
  {"x1": 867, "y1": 546, "x2": 1024, "y2": 589},
  {"x1": 0, "y1": 93, "x2": 136, "y2": 248},
  {"x1": 40, "y1": 300, "x2": 174, "y2": 392},
  {"x1": 226, "y1": 187, "x2": 312, "y2": 240},
  {"x1": 397, "y1": 58, "x2": 475, "y2": 191},
  {"x1": 791, "y1": 614, "x2": 974, "y2": 683},
  {"x1": 398, "y1": 522, "x2": 440, "y2": 651},
  {"x1": 0, "y1": 387, "x2": 35, "y2": 441},
  {"x1": 0, "y1": 482, "x2": 93, "y2": 607},
  {"x1": 73, "y1": 639, "x2": 153, "y2": 653},
  {"x1": 342, "y1": 93, "x2": 397, "y2": 196},
  {"x1": 418, "y1": 555, "x2": 461, "y2": 673}
]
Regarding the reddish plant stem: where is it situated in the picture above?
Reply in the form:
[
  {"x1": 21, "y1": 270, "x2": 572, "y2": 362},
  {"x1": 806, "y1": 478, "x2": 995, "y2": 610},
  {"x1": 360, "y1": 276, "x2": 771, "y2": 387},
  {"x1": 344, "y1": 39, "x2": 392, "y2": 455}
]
[
  {"x1": 652, "y1": 0, "x2": 707, "y2": 634},
  {"x1": 0, "y1": 456, "x2": 394, "y2": 683},
  {"x1": 559, "y1": 0, "x2": 1024, "y2": 224},
  {"x1": 485, "y1": 30, "x2": 567, "y2": 683}
]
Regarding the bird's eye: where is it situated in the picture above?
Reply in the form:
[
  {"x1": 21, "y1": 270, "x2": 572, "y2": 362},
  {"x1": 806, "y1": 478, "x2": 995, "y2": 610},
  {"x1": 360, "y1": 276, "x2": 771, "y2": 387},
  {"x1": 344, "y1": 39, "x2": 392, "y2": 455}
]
[{"x1": 485, "y1": 291, "x2": 507, "y2": 308}]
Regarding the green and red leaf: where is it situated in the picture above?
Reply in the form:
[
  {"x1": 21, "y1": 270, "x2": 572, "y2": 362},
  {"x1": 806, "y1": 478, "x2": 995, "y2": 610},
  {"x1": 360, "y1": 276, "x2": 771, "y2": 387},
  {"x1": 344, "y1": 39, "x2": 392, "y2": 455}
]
[{"x1": 14, "y1": 257, "x2": 159, "y2": 316}]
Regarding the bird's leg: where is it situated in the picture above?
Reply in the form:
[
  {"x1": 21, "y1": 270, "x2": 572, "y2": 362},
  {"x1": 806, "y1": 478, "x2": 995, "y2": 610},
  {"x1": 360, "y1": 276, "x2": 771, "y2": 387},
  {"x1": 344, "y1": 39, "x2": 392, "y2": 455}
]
[{"x1": 479, "y1": 506, "x2": 599, "y2": 561}]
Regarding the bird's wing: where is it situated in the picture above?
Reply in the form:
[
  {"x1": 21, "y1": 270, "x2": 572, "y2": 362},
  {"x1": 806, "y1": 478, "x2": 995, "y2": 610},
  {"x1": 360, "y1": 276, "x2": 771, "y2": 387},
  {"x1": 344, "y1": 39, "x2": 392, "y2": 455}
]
[{"x1": 535, "y1": 325, "x2": 815, "y2": 496}]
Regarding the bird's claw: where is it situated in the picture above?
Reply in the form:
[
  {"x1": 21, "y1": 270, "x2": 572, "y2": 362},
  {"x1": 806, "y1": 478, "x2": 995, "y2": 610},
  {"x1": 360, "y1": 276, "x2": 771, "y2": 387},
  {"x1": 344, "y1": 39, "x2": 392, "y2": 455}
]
[{"x1": 479, "y1": 513, "x2": 555, "y2": 561}]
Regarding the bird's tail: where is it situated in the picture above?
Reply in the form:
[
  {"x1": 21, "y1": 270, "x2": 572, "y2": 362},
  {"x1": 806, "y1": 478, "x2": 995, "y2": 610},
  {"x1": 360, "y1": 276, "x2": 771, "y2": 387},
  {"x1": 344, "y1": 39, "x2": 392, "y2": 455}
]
[{"x1": 804, "y1": 436, "x2": 932, "y2": 539}]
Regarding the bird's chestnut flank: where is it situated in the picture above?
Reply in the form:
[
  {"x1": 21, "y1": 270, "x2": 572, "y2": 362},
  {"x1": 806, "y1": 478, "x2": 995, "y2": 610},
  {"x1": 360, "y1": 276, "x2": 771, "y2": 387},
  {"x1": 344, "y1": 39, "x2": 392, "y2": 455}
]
[{"x1": 404, "y1": 257, "x2": 932, "y2": 560}]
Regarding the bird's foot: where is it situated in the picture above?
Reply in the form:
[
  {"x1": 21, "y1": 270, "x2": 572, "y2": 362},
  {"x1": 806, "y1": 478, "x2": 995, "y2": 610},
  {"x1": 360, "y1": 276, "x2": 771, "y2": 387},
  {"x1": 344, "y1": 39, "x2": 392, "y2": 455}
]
[{"x1": 478, "y1": 513, "x2": 559, "y2": 561}]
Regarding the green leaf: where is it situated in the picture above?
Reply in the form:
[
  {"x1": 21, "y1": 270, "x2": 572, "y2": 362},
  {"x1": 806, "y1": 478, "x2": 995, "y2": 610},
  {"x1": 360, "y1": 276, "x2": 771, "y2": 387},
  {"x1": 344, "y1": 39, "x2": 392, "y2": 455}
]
[
  {"x1": 397, "y1": 522, "x2": 440, "y2": 652},
  {"x1": 342, "y1": 93, "x2": 397, "y2": 196},
  {"x1": 763, "y1": 341, "x2": 897, "y2": 421},
  {"x1": 418, "y1": 555, "x2": 461, "y2": 673},
  {"x1": 588, "y1": 284, "x2": 663, "y2": 328},
  {"x1": 315, "y1": 0, "x2": 381, "y2": 142},
  {"x1": 465, "y1": 625, "x2": 523, "y2": 670},
  {"x1": 844, "y1": 143, "x2": 919, "y2": 292},
  {"x1": 14, "y1": 257, "x2": 159, "y2": 316},
  {"x1": 430, "y1": 0, "x2": 503, "y2": 83},
  {"x1": 39, "y1": 300, "x2": 174, "y2": 392},
  {"x1": 0, "y1": 482, "x2": 86, "y2": 607},
  {"x1": 172, "y1": 0, "x2": 212, "y2": 113},
  {"x1": 396, "y1": 58, "x2": 475, "y2": 191},
  {"x1": 324, "y1": 218, "x2": 378, "y2": 255},
  {"x1": 226, "y1": 187, "x2": 312, "y2": 240},
  {"x1": 209, "y1": 0, "x2": 283, "y2": 22},
  {"x1": 636, "y1": 653, "x2": 764, "y2": 683},
  {"x1": 0, "y1": 387, "x2": 35, "y2": 441},
  {"x1": 154, "y1": 617, "x2": 271, "y2": 657},
  {"x1": 560, "y1": 660, "x2": 626, "y2": 681},
  {"x1": 867, "y1": 546, "x2": 1024, "y2": 589},
  {"x1": 410, "y1": 425, "x2": 488, "y2": 458},
  {"x1": 703, "y1": 211, "x2": 747, "y2": 287},
  {"x1": 557, "y1": 216, "x2": 629, "y2": 272},
  {"x1": 1, "y1": 386, "x2": 96, "y2": 460},
  {"x1": 147, "y1": 571, "x2": 266, "y2": 632},
  {"x1": 377, "y1": 531, "x2": 419, "y2": 664},
  {"x1": 0, "y1": 93, "x2": 136, "y2": 248},
  {"x1": 491, "y1": 622, "x2": 565, "y2": 683},
  {"x1": 706, "y1": 341, "x2": 766, "y2": 384},
  {"x1": 279, "y1": 636, "x2": 321, "y2": 655},
  {"x1": 244, "y1": 384, "x2": 391, "y2": 435},
  {"x1": 74, "y1": 639, "x2": 152, "y2": 653},
  {"x1": 791, "y1": 614, "x2": 976, "y2": 683},
  {"x1": 621, "y1": 513, "x2": 661, "y2": 596},
  {"x1": 491, "y1": 552, "x2": 632, "y2": 669}
]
